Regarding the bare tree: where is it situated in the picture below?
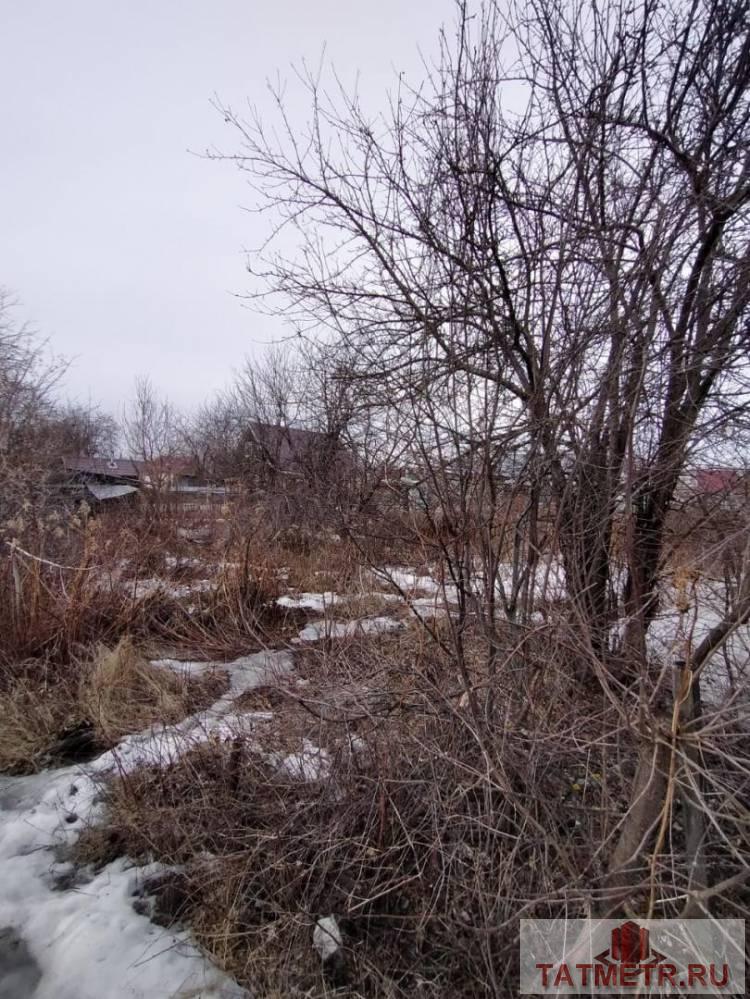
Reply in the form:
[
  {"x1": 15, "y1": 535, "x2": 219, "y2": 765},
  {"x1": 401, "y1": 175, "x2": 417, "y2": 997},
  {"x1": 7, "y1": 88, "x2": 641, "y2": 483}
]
[
  {"x1": 216, "y1": 0, "x2": 750, "y2": 920},
  {"x1": 0, "y1": 290, "x2": 65, "y2": 461},
  {"x1": 218, "y1": 0, "x2": 750, "y2": 644},
  {"x1": 51, "y1": 401, "x2": 120, "y2": 458},
  {"x1": 0, "y1": 290, "x2": 69, "y2": 525},
  {"x1": 123, "y1": 376, "x2": 180, "y2": 511},
  {"x1": 182, "y1": 391, "x2": 247, "y2": 482}
]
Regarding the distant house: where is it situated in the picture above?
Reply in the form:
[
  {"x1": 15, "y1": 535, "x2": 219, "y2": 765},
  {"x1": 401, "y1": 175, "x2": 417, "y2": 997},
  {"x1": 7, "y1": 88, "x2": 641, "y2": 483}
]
[
  {"x1": 245, "y1": 422, "x2": 338, "y2": 471},
  {"x1": 62, "y1": 456, "x2": 139, "y2": 483},
  {"x1": 239, "y1": 422, "x2": 352, "y2": 488},
  {"x1": 694, "y1": 468, "x2": 743, "y2": 496},
  {"x1": 674, "y1": 466, "x2": 748, "y2": 512},
  {"x1": 59, "y1": 457, "x2": 140, "y2": 507},
  {"x1": 58, "y1": 455, "x2": 229, "y2": 510}
]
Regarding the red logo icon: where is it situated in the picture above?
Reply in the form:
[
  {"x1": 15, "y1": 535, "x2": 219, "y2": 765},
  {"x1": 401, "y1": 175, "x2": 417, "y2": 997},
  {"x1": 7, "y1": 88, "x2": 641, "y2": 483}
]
[{"x1": 595, "y1": 920, "x2": 667, "y2": 968}]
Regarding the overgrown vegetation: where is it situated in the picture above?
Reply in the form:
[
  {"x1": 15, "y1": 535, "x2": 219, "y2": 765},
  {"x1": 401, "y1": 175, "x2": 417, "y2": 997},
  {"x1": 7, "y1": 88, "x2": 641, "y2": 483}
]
[
  {"x1": 75, "y1": 622, "x2": 749, "y2": 996},
  {"x1": 0, "y1": 637, "x2": 226, "y2": 774},
  {"x1": 2, "y1": 0, "x2": 750, "y2": 995}
]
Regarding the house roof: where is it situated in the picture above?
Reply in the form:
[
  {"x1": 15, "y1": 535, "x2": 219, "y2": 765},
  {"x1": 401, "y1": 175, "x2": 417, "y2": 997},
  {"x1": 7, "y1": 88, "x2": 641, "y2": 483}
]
[
  {"x1": 62, "y1": 457, "x2": 139, "y2": 479},
  {"x1": 245, "y1": 422, "x2": 339, "y2": 469},
  {"x1": 695, "y1": 468, "x2": 742, "y2": 495}
]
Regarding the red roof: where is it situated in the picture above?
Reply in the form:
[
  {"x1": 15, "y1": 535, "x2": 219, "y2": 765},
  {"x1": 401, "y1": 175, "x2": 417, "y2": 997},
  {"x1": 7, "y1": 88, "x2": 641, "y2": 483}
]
[{"x1": 695, "y1": 468, "x2": 742, "y2": 495}]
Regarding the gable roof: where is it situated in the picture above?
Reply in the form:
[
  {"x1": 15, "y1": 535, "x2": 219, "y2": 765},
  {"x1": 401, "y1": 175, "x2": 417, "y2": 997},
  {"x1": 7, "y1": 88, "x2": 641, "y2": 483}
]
[
  {"x1": 245, "y1": 422, "x2": 338, "y2": 469},
  {"x1": 62, "y1": 456, "x2": 139, "y2": 479}
]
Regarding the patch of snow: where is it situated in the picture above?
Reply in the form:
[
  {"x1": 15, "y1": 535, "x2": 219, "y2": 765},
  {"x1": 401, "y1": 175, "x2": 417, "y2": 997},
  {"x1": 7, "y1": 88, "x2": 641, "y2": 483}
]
[
  {"x1": 644, "y1": 581, "x2": 750, "y2": 703},
  {"x1": 600, "y1": 578, "x2": 750, "y2": 704},
  {"x1": 374, "y1": 566, "x2": 442, "y2": 595},
  {"x1": 104, "y1": 651, "x2": 293, "y2": 771},
  {"x1": 358, "y1": 615, "x2": 404, "y2": 634},
  {"x1": 376, "y1": 560, "x2": 568, "y2": 611},
  {"x1": 164, "y1": 555, "x2": 204, "y2": 570},
  {"x1": 295, "y1": 622, "x2": 328, "y2": 642},
  {"x1": 313, "y1": 915, "x2": 342, "y2": 961},
  {"x1": 276, "y1": 591, "x2": 341, "y2": 611},
  {"x1": 151, "y1": 657, "x2": 220, "y2": 677},
  {"x1": 276, "y1": 740, "x2": 330, "y2": 782},
  {"x1": 493, "y1": 557, "x2": 567, "y2": 605},
  {"x1": 0, "y1": 768, "x2": 249, "y2": 998},
  {"x1": 220, "y1": 651, "x2": 292, "y2": 701},
  {"x1": 296, "y1": 616, "x2": 405, "y2": 642},
  {"x1": 410, "y1": 596, "x2": 449, "y2": 618},
  {"x1": 0, "y1": 650, "x2": 293, "y2": 997}
]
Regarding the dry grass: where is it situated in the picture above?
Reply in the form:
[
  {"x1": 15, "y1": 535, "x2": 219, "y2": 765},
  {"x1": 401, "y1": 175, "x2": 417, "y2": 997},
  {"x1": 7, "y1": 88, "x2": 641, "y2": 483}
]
[
  {"x1": 245, "y1": 531, "x2": 363, "y2": 595},
  {"x1": 0, "y1": 503, "x2": 370, "y2": 779},
  {"x1": 0, "y1": 637, "x2": 227, "y2": 774},
  {"x1": 78, "y1": 636, "x2": 221, "y2": 744},
  {"x1": 67, "y1": 597, "x2": 750, "y2": 993},
  {"x1": 6, "y1": 499, "x2": 750, "y2": 995},
  {"x1": 0, "y1": 675, "x2": 68, "y2": 775},
  {"x1": 0, "y1": 494, "x2": 410, "y2": 671},
  {"x1": 330, "y1": 592, "x2": 404, "y2": 621},
  {"x1": 77, "y1": 654, "x2": 750, "y2": 996},
  {"x1": 72, "y1": 624, "x2": 627, "y2": 998},
  {"x1": 234, "y1": 627, "x2": 434, "y2": 762},
  {"x1": 0, "y1": 532, "x2": 285, "y2": 667},
  {"x1": 74, "y1": 720, "x2": 591, "y2": 996}
]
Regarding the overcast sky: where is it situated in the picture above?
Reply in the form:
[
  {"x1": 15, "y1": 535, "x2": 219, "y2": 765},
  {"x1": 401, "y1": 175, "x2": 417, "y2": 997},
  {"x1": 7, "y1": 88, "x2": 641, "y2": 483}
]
[{"x1": 0, "y1": 0, "x2": 454, "y2": 415}]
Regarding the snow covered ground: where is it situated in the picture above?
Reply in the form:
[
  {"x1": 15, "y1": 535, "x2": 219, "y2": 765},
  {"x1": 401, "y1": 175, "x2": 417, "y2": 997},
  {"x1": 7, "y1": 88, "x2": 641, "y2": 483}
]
[
  {"x1": 274, "y1": 739, "x2": 331, "y2": 781},
  {"x1": 0, "y1": 650, "x2": 291, "y2": 999},
  {"x1": 0, "y1": 591, "x2": 405, "y2": 998},
  {"x1": 276, "y1": 591, "x2": 342, "y2": 611},
  {"x1": 375, "y1": 563, "x2": 749, "y2": 698},
  {"x1": 2, "y1": 568, "x2": 746, "y2": 996},
  {"x1": 0, "y1": 578, "x2": 413, "y2": 997},
  {"x1": 372, "y1": 558, "x2": 568, "y2": 607},
  {"x1": 645, "y1": 579, "x2": 750, "y2": 702},
  {"x1": 295, "y1": 615, "x2": 404, "y2": 642}
]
